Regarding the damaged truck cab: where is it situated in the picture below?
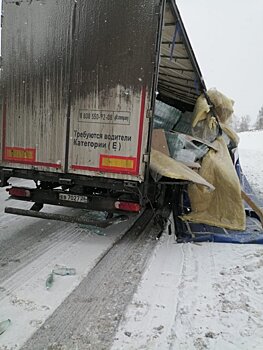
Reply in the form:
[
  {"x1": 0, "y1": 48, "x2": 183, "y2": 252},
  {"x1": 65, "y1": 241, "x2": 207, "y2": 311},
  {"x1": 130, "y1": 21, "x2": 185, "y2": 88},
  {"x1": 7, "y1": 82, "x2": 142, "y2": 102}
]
[{"x1": 0, "y1": 0, "x2": 214, "y2": 224}]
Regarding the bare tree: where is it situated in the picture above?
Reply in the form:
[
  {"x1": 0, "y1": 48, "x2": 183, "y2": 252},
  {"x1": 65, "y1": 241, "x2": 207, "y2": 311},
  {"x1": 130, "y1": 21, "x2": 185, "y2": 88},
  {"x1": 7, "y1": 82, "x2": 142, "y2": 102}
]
[
  {"x1": 255, "y1": 106, "x2": 263, "y2": 130},
  {"x1": 230, "y1": 114, "x2": 240, "y2": 132},
  {"x1": 238, "y1": 115, "x2": 251, "y2": 132}
]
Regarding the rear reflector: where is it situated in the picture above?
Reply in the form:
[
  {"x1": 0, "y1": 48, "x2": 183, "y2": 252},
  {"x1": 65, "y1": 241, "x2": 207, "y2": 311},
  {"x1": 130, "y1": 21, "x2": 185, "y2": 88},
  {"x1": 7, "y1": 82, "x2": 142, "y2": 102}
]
[
  {"x1": 114, "y1": 201, "x2": 141, "y2": 212},
  {"x1": 8, "y1": 187, "x2": 31, "y2": 198}
]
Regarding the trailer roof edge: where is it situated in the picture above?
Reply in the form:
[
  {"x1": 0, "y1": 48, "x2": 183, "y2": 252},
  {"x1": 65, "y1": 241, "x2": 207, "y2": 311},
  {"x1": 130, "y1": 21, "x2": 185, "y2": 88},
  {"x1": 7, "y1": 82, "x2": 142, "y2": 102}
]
[{"x1": 170, "y1": 0, "x2": 207, "y2": 93}]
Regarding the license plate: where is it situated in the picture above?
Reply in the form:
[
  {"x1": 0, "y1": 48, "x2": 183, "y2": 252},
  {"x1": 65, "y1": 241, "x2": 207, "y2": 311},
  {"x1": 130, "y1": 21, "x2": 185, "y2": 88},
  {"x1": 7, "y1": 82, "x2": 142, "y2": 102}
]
[{"x1": 59, "y1": 193, "x2": 89, "y2": 203}]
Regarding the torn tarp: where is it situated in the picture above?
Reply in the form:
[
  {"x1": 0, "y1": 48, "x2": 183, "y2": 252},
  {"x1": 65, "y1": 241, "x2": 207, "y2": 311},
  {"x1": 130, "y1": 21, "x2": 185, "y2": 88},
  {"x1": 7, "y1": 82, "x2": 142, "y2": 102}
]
[
  {"x1": 180, "y1": 137, "x2": 246, "y2": 231},
  {"x1": 191, "y1": 88, "x2": 235, "y2": 142},
  {"x1": 175, "y1": 161, "x2": 263, "y2": 244}
]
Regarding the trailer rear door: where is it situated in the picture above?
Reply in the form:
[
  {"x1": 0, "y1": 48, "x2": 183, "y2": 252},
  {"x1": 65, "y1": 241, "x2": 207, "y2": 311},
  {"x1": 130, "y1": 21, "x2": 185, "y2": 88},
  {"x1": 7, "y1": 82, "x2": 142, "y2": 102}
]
[
  {"x1": 1, "y1": 0, "x2": 161, "y2": 182},
  {"x1": 1, "y1": 0, "x2": 75, "y2": 172},
  {"x1": 67, "y1": 1, "x2": 160, "y2": 182}
]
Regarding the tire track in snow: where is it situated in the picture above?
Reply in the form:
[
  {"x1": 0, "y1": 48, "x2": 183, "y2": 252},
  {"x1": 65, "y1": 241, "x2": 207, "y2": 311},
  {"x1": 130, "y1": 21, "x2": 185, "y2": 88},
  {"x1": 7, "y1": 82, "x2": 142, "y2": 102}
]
[
  {"x1": 22, "y1": 210, "x2": 157, "y2": 350},
  {"x1": 0, "y1": 203, "x2": 139, "y2": 349},
  {"x1": 0, "y1": 218, "x2": 70, "y2": 282},
  {"x1": 111, "y1": 234, "x2": 263, "y2": 350},
  {"x1": 0, "y1": 225, "x2": 84, "y2": 297},
  {"x1": 168, "y1": 243, "x2": 201, "y2": 349}
]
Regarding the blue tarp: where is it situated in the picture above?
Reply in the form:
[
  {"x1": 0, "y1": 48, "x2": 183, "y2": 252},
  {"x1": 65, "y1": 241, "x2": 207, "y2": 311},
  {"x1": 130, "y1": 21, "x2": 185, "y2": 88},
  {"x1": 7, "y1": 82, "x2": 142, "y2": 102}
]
[
  {"x1": 177, "y1": 161, "x2": 263, "y2": 244},
  {"x1": 177, "y1": 216, "x2": 263, "y2": 244}
]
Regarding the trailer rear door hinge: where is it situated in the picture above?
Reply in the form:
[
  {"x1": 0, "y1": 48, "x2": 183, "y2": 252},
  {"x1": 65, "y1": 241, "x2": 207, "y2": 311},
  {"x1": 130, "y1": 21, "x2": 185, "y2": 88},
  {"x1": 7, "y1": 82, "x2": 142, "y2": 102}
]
[
  {"x1": 146, "y1": 109, "x2": 153, "y2": 119},
  {"x1": 143, "y1": 154, "x2": 150, "y2": 163},
  {"x1": 154, "y1": 4, "x2": 161, "y2": 15}
]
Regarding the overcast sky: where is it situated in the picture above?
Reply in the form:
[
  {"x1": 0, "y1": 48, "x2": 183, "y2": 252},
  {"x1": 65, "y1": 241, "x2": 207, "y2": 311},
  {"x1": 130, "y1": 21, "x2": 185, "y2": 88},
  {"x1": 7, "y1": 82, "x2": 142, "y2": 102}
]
[{"x1": 176, "y1": 0, "x2": 263, "y2": 121}]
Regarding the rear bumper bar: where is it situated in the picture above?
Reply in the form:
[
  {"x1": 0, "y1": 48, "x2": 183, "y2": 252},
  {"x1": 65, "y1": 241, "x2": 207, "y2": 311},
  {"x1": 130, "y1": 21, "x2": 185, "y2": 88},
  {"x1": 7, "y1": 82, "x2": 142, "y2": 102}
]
[{"x1": 5, "y1": 207, "x2": 128, "y2": 228}]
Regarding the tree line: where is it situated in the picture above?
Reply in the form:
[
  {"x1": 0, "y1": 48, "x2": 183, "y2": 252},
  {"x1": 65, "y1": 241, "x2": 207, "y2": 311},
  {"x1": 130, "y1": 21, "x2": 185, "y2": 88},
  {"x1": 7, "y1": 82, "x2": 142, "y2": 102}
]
[{"x1": 232, "y1": 105, "x2": 263, "y2": 132}]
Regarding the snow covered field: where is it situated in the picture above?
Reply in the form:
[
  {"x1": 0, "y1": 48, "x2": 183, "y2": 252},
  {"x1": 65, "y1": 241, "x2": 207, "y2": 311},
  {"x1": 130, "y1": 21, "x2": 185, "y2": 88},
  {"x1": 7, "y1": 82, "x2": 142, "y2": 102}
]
[
  {"x1": 111, "y1": 131, "x2": 263, "y2": 350},
  {"x1": 239, "y1": 130, "x2": 263, "y2": 199}
]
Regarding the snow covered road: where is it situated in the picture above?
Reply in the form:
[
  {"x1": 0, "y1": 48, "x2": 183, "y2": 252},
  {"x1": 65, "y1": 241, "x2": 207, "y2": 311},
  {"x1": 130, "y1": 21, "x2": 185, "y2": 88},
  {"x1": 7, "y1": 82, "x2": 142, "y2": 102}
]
[
  {"x1": 22, "y1": 210, "x2": 159, "y2": 350},
  {"x1": 0, "y1": 179, "x2": 140, "y2": 349}
]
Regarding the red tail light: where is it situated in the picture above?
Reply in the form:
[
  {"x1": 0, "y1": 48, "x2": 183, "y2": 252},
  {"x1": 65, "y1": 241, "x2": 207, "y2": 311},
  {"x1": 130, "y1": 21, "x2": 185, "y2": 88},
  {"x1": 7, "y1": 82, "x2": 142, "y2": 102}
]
[
  {"x1": 114, "y1": 201, "x2": 141, "y2": 212},
  {"x1": 7, "y1": 187, "x2": 31, "y2": 198}
]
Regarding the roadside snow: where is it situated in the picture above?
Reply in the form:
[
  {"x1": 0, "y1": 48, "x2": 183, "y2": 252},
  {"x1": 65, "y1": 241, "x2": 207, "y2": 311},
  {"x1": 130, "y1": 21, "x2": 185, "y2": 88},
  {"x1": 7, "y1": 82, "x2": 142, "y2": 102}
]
[
  {"x1": 239, "y1": 130, "x2": 263, "y2": 199},
  {"x1": 112, "y1": 229, "x2": 263, "y2": 350}
]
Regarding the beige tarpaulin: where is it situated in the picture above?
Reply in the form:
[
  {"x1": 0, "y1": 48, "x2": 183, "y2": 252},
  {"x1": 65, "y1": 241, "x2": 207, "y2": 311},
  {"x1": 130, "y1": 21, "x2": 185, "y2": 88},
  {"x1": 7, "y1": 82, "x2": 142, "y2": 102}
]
[
  {"x1": 192, "y1": 93, "x2": 211, "y2": 127},
  {"x1": 191, "y1": 89, "x2": 235, "y2": 142},
  {"x1": 150, "y1": 149, "x2": 215, "y2": 191},
  {"x1": 181, "y1": 137, "x2": 246, "y2": 231},
  {"x1": 207, "y1": 88, "x2": 234, "y2": 123},
  {"x1": 192, "y1": 88, "x2": 234, "y2": 127},
  {"x1": 220, "y1": 123, "x2": 240, "y2": 146}
]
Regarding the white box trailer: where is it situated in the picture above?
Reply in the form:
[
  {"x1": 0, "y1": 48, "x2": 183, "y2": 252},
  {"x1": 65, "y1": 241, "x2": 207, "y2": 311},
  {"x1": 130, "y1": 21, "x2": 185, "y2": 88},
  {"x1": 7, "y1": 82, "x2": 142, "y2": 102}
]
[{"x1": 0, "y1": 0, "x2": 207, "y2": 223}]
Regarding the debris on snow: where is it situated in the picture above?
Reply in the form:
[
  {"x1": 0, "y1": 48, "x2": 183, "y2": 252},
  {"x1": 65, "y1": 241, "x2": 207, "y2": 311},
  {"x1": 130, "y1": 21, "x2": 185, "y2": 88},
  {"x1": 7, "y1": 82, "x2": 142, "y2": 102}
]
[
  {"x1": 53, "y1": 265, "x2": 76, "y2": 276},
  {"x1": 45, "y1": 265, "x2": 76, "y2": 289},
  {"x1": 124, "y1": 331, "x2": 132, "y2": 337},
  {"x1": 45, "y1": 273, "x2": 54, "y2": 290},
  {"x1": 0, "y1": 319, "x2": 11, "y2": 336}
]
